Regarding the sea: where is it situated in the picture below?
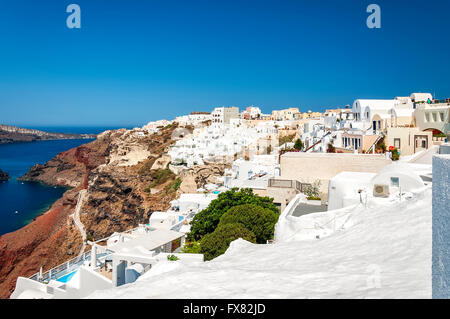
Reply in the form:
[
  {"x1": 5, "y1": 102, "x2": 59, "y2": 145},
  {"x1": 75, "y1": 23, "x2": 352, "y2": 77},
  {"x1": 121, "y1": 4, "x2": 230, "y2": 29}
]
[{"x1": 0, "y1": 126, "x2": 132, "y2": 236}]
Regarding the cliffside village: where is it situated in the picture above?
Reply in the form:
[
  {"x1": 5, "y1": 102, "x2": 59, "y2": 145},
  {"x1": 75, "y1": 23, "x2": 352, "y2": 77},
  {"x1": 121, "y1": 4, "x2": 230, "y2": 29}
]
[{"x1": 11, "y1": 92, "x2": 450, "y2": 298}]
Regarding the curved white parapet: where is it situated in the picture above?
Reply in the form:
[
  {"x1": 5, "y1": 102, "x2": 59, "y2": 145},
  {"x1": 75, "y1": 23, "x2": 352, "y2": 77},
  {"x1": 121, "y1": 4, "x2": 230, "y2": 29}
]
[{"x1": 274, "y1": 193, "x2": 360, "y2": 243}]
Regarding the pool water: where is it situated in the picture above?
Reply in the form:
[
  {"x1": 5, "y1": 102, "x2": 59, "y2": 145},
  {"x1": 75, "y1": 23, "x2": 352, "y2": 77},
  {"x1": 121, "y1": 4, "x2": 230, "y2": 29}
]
[{"x1": 56, "y1": 270, "x2": 77, "y2": 283}]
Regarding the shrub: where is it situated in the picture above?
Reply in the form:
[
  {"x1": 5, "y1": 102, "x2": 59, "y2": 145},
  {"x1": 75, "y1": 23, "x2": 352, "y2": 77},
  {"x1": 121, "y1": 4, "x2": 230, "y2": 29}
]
[
  {"x1": 294, "y1": 138, "x2": 303, "y2": 151},
  {"x1": 391, "y1": 148, "x2": 400, "y2": 161},
  {"x1": 278, "y1": 134, "x2": 296, "y2": 146},
  {"x1": 164, "y1": 177, "x2": 182, "y2": 193},
  {"x1": 433, "y1": 132, "x2": 446, "y2": 138},
  {"x1": 86, "y1": 234, "x2": 94, "y2": 242},
  {"x1": 326, "y1": 143, "x2": 336, "y2": 153},
  {"x1": 146, "y1": 168, "x2": 175, "y2": 190},
  {"x1": 172, "y1": 177, "x2": 182, "y2": 190},
  {"x1": 167, "y1": 254, "x2": 179, "y2": 261},
  {"x1": 200, "y1": 223, "x2": 256, "y2": 261},
  {"x1": 138, "y1": 157, "x2": 156, "y2": 176},
  {"x1": 187, "y1": 188, "x2": 278, "y2": 241},
  {"x1": 181, "y1": 241, "x2": 202, "y2": 254},
  {"x1": 376, "y1": 140, "x2": 386, "y2": 153},
  {"x1": 219, "y1": 204, "x2": 279, "y2": 244},
  {"x1": 304, "y1": 180, "x2": 321, "y2": 200}
]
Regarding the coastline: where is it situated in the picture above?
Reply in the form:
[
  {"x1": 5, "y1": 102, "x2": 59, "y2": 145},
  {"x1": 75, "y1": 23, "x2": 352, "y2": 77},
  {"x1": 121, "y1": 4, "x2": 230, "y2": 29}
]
[
  {"x1": 0, "y1": 138, "x2": 95, "y2": 237},
  {"x1": 0, "y1": 178, "x2": 70, "y2": 237},
  {"x1": 0, "y1": 136, "x2": 95, "y2": 145},
  {"x1": 20, "y1": 181, "x2": 72, "y2": 228}
]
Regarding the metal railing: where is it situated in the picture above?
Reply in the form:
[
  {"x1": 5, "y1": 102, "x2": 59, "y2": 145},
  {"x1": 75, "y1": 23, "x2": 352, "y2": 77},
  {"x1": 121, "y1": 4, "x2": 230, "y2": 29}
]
[
  {"x1": 28, "y1": 224, "x2": 163, "y2": 283},
  {"x1": 29, "y1": 254, "x2": 77, "y2": 282},
  {"x1": 28, "y1": 248, "x2": 110, "y2": 283},
  {"x1": 296, "y1": 181, "x2": 313, "y2": 193},
  {"x1": 268, "y1": 178, "x2": 312, "y2": 193},
  {"x1": 268, "y1": 178, "x2": 294, "y2": 188}
]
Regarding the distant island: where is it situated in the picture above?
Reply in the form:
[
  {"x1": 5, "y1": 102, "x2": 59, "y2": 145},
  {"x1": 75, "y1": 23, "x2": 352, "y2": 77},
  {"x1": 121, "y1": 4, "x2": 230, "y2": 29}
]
[
  {"x1": 0, "y1": 125, "x2": 97, "y2": 144},
  {"x1": 0, "y1": 169, "x2": 9, "y2": 182}
]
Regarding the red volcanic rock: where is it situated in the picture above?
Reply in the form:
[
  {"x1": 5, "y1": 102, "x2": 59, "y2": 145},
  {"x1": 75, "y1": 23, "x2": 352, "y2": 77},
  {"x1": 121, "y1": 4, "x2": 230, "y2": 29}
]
[
  {"x1": 0, "y1": 190, "x2": 82, "y2": 298},
  {"x1": 0, "y1": 126, "x2": 181, "y2": 298},
  {"x1": 0, "y1": 137, "x2": 110, "y2": 298}
]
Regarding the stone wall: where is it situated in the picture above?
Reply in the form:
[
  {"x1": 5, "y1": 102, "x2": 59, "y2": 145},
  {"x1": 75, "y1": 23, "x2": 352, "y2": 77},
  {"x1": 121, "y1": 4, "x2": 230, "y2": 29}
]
[
  {"x1": 432, "y1": 154, "x2": 450, "y2": 298},
  {"x1": 280, "y1": 153, "x2": 391, "y2": 193}
]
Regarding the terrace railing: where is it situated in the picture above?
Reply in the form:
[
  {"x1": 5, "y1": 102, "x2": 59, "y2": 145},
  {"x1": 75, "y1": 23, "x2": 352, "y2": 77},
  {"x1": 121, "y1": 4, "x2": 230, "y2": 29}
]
[
  {"x1": 268, "y1": 178, "x2": 312, "y2": 193},
  {"x1": 268, "y1": 178, "x2": 294, "y2": 188},
  {"x1": 29, "y1": 250, "x2": 93, "y2": 283},
  {"x1": 28, "y1": 245, "x2": 115, "y2": 283},
  {"x1": 28, "y1": 224, "x2": 164, "y2": 283}
]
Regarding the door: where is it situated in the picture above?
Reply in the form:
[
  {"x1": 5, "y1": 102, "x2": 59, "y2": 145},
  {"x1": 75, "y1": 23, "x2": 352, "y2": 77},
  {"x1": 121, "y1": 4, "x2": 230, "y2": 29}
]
[{"x1": 414, "y1": 135, "x2": 428, "y2": 153}]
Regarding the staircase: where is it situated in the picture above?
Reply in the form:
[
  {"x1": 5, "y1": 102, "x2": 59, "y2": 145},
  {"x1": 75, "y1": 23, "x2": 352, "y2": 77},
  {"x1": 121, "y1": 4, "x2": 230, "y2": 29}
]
[
  {"x1": 365, "y1": 133, "x2": 384, "y2": 154},
  {"x1": 305, "y1": 131, "x2": 332, "y2": 152}
]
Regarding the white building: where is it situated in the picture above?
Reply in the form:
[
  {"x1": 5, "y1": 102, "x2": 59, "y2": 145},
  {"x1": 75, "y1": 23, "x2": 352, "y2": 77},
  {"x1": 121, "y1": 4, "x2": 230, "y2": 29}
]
[
  {"x1": 11, "y1": 225, "x2": 203, "y2": 299},
  {"x1": 224, "y1": 155, "x2": 280, "y2": 190},
  {"x1": 352, "y1": 93, "x2": 431, "y2": 132},
  {"x1": 174, "y1": 112, "x2": 212, "y2": 126},
  {"x1": 168, "y1": 122, "x2": 275, "y2": 168},
  {"x1": 211, "y1": 106, "x2": 240, "y2": 124},
  {"x1": 328, "y1": 162, "x2": 430, "y2": 211},
  {"x1": 149, "y1": 193, "x2": 218, "y2": 234},
  {"x1": 242, "y1": 106, "x2": 262, "y2": 119}
]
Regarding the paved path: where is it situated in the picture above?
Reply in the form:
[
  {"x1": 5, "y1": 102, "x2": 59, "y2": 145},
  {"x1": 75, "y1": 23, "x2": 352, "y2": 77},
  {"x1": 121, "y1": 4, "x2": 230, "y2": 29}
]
[
  {"x1": 410, "y1": 145, "x2": 439, "y2": 164},
  {"x1": 292, "y1": 203, "x2": 328, "y2": 217},
  {"x1": 72, "y1": 189, "x2": 87, "y2": 261}
]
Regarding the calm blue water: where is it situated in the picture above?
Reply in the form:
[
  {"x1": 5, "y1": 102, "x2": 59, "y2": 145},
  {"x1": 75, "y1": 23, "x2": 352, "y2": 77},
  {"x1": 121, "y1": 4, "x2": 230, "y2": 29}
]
[{"x1": 0, "y1": 126, "x2": 132, "y2": 236}]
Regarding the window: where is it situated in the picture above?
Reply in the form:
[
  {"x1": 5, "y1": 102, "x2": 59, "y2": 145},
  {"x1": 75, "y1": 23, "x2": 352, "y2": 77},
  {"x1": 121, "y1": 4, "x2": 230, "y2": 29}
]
[
  {"x1": 439, "y1": 112, "x2": 444, "y2": 122},
  {"x1": 390, "y1": 177, "x2": 399, "y2": 187},
  {"x1": 394, "y1": 138, "x2": 401, "y2": 149},
  {"x1": 432, "y1": 113, "x2": 437, "y2": 122},
  {"x1": 425, "y1": 113, "x2": 430, "y2": 122},
  {"x1": 422, "y1": 140, "x2": 426, "y2": 148}
]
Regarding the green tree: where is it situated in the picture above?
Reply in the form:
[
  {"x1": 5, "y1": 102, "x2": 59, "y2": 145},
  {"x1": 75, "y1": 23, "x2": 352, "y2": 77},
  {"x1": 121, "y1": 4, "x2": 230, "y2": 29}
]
[
  {"x1": 200, "y1": 223, "x2": 256, "y2": 261},
  {"x1": 293, "y1": 138, "x2": 304, "y2": 151},
  {"x1": 187, "y1": 188, "x2": 278, "y2": 241},
  {"x1": 219, "y1": 204, "x2": 279, "y2": 244},
  {"x1": 278, "y1": 134, "x2": 295, "y2": 147}
]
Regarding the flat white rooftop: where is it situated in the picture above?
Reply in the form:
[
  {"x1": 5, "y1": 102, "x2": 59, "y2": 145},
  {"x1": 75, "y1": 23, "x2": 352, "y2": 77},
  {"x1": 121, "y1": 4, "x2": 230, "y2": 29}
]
[{"x1": 111, "y1": 229, "x2": 184, "y2": 254}]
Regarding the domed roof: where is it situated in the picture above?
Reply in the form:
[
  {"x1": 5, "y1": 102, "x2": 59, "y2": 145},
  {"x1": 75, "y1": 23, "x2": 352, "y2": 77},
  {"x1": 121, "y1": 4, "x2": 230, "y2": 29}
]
[{"x1": 371, "y1": 163, "x2": 425, "y2": 192}]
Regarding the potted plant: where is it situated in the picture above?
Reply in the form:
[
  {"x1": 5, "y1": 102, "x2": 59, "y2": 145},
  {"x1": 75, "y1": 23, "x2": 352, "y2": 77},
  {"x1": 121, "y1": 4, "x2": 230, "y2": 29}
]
[{"x1": 304, "y1": 180, "x2": 322, "y2": 205}]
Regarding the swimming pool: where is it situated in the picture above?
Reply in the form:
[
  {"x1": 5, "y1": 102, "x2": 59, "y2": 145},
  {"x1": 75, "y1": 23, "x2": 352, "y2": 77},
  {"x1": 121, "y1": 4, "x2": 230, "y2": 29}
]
[{"x1": 56, "y1": 270, "x2": 77, "y2": 283}]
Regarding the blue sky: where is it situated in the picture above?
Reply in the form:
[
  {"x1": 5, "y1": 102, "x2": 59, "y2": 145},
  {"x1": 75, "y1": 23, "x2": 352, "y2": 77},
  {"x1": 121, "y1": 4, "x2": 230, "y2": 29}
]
[{"x1": 0, "y1": 0, "x2": 449, "y2": 127}]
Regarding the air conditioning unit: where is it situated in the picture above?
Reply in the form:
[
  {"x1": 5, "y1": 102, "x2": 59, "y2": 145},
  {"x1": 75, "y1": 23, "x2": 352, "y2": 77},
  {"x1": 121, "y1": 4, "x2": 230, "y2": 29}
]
[{"x1": 373, "y1": 184, "x2": 390, "y2": 198}]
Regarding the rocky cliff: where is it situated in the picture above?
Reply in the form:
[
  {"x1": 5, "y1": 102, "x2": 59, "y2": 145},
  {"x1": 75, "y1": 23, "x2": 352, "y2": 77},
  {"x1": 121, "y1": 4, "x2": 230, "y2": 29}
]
[
  {"x1": 0, "y1": 123, "x2": 229, "y2": 298},
  {"x1": 0, "y1": 124, "x2": 179, "y2": 298},
  {"x1": 0, "y1": 124, "x2": 96, "y2": 144},
  {"x1": 0, "y1": 169, "x2": 9, "y2": 182}
]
